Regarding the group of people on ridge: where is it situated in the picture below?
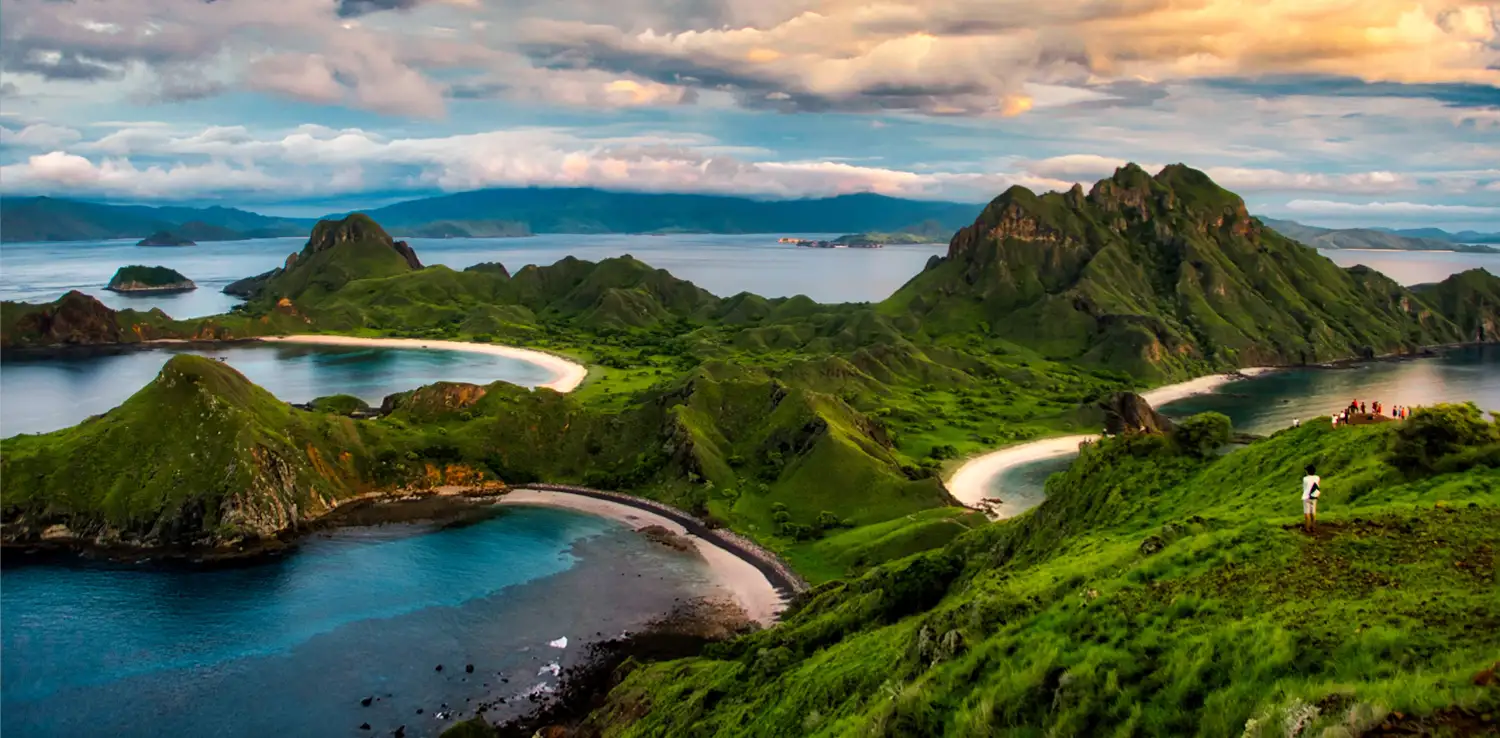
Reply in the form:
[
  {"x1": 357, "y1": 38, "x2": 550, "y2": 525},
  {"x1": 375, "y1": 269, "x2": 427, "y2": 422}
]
[{"x1": 1329, "y1": 398, "x2": 1411, "y2": 427}]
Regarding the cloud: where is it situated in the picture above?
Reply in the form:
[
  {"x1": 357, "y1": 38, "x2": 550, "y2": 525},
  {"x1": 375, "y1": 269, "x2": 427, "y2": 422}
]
[
  {"x1": 0, "y1": 123, "x2": 1055, "y2": 201},
  {"x1": 1284, "y1": 199, "x2": 1500, "y2": 216},
  {"x1": 0, "y1": 150, "x2": 281, "y2": 196},
  {"x1": 510, "y1": 0, "x2": 1500, "y2": 116},
  {"x1": 4, "y1": 0, "x2": 1493, "y2": 120},
  {"x1": 0, "y1": 123, "x2": 84, "y2": 148}
]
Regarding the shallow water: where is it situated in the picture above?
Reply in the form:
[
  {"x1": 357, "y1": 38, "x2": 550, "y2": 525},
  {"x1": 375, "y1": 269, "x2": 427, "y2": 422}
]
[
  {"x1": 0, "y1": 343, "x2": 555, "y2": 437},
  {"x1": 1, "y1": 506, "x2": 715, "y2": 738},
  {"x1": 980, "y1": 345, "x2": 1500, "y2": 511},
  {"x1": 0, "y1": 233, "x2": 946, "y2": 317}
]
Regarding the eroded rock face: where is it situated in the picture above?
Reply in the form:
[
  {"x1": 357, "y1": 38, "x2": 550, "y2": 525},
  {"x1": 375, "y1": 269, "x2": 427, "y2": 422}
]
[{"x1": 1098, "y1": 392, "x2": 1173, "y2": 435}]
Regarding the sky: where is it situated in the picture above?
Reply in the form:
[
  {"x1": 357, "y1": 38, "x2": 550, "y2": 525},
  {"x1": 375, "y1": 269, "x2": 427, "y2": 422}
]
[{"x1": 0, "y1": 0, "x2": 1497, "y2": 230}]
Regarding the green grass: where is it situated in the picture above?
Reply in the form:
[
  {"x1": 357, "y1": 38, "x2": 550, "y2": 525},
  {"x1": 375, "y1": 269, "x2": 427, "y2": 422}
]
[{"x1": 579, "y1": 408, "x2": 1500, "y2": 737}]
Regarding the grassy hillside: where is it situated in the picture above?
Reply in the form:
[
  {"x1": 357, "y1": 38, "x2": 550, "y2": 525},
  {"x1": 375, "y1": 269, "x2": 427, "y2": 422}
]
[
  {"x1": 890, "y1": 165, "x2": 1470, "y2": 379},
  {"x1": 1412, "y1": 269, "x2": 1500, "y2": 343},
  {"x1": 569, "y1": 406, "x2": 1500, "y2": 737}
]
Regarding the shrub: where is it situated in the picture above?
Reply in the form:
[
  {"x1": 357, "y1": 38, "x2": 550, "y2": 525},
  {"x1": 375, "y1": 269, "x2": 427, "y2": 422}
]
[
  {"x1": 1171, "y1": 412, "x2": 1232, "y2": 458},
  {"x1": 1390, "y1": 402, "x2": 1499, "y2": 473}
]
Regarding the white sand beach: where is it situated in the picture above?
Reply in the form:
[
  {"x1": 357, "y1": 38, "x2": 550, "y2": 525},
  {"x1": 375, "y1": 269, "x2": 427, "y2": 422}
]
[
  {"x1": 946, "y1": 368, "x2": 1274, "y2": 512},
  {"x1": 495, "y1": 489, "x2": 786, "y2": 626},
  {"x1": 258, "y1": 335, "x2": 589, "y2": 393}
]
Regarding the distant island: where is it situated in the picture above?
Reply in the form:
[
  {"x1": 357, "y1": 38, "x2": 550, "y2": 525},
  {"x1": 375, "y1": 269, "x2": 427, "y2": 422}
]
[
  {"x1": 779, "y1": 237, "x2": 883, "y2": 249},
  {"x1": 782, "y1": 219, "x2": 950, "y2": 248},
  {"x1": 105, "y1": 265, "x2": 197, "y2": 294},
  {"x1": 1260, "y1": 217, "x2": 1499, "y2": 253},
  {"x1": 136, "y1": 231, "x2": 196, "y2": 247}
]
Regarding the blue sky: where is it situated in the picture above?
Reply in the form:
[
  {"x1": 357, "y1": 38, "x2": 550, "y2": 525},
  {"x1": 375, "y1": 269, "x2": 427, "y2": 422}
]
[{"x1": 1, "y1": 0, "x2": 1498, "y2": 230}]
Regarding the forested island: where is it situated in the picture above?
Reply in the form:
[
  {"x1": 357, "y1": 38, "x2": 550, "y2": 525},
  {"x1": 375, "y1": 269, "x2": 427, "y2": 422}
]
[
  {"x1": 2, "y1": 164, "x2": 1498, "y2": 737},
  {"x1": 103, "y1": 265, "x2": 197, "y2": 294}
]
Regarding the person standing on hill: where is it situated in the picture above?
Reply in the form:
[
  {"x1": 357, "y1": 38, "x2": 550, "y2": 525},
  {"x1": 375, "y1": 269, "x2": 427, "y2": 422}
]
[{"x1": 1302, "y1": 464, "x2": 1321, "y2": 533}]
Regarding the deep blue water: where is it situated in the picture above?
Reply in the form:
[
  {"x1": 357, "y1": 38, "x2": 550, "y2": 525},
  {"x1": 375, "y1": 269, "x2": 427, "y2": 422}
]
[
  {"x1": 982, "y1": 345, "x2": 1500, "y2": 510},
  {"x1": 0, "y1": 233, "x2": 947, "y2": 318},
  {"x1": 1, "y1": 506, "x2": 715, "y2": 738},
  {"x1": 0, "y1": 343, "x2": 555, "y2": 437}
]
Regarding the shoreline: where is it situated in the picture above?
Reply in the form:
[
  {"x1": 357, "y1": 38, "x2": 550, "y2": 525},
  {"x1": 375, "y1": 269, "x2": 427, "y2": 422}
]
[
  {"x1": 496, "y1": 489, "x2": 786, "y2": 627},
  {"x1": 256, "y1": 335, "x2": 589, "y2": 393},
  {"x1": 945, "y1": 367, "x2": 1275, "y2": 511}
]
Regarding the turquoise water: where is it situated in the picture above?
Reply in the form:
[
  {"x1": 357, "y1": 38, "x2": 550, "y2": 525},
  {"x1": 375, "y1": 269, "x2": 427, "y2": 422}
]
[
  {"x1": 1, "y1": 506, "x2": 715, "y2": 738},
  {"x1": 0, "y1": 233, "x2": 946, "y2": 318},
  {"x1": 0, "y1": 343, "x2": 555, "y2": 437},
  {"x1": 983, "y1": 345, "x2": 1500, "y2": 510}
]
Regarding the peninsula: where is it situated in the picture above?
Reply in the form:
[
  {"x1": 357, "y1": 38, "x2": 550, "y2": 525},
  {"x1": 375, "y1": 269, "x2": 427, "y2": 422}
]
[{"x1": 104, "y1": 265, "x2": 197, "y2": 294}]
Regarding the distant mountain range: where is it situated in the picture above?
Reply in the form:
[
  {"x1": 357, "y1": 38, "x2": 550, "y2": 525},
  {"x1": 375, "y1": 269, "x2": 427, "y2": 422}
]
[
  {"x1": 0, "y1": 196, "x2": 312, "y2": 243},
  {"x1": 1376, "y1": 226, "x2": 1500, "y2": 244},
  {"x1": 1260, "y1": 217, "x2": 1499, "y2": 253},
  {"x1": 339, "y1": 187, "x2": 980, "y2": 235},
  {"x1": 5, "y1": 190, "x2": 1498, "y2": 252}
]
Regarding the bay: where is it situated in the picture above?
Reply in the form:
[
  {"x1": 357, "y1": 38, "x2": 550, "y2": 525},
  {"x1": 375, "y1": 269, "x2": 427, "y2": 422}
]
[
  {"x1": 1, "y1": 506, "x2": 717, "y2": 738},
  {"x1": 985, "y1": 345, "x2": 1500, "y2": 509},
  {"x1": 0, "y1": 343, "x2": 555, "y2": 437}
]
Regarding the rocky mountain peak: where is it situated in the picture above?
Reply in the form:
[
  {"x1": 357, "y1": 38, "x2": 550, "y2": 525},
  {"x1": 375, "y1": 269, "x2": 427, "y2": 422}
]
[{"x1": 305, "y1": 214, "x2": 423, "y2": 269}]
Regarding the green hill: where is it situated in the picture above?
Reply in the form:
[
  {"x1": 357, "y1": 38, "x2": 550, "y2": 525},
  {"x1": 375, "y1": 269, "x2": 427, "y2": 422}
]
[
  {"x1": 1412, "y1": 269, "x2": 1500, "y2": 343},
  {"x1": 233, "y1": 213, "x2": 425, "y2": 303},
  {"x1": 889, "y1": 164, "x2": 1470, "y2": 378},
  {"x1": 0, "y1": 355, "x2": 394, "y2": 547},
  {"x1": 564, "y1": 406, "x2": 1500, "y2": 738}
]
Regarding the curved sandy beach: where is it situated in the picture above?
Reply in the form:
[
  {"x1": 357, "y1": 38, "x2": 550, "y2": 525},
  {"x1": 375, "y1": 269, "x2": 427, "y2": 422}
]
[
  {"x1": 946, "y1": 368, "x2": 1274, "y2": 511},
  {"x1": 258, "y1": 335, "x2": 589, "y2": 393},
  {"x1": 495, "y1": 489, "x2": 786, "y2": 626}
]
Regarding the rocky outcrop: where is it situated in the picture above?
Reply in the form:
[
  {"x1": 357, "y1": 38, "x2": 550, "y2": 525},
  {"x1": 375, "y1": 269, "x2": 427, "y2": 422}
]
[
  {"x1": 3, "y1": 291, "x2": 136, "y2": 347},
  {"x1": 1098, "y1": 392, "x2": 1174, "y2": 435}
]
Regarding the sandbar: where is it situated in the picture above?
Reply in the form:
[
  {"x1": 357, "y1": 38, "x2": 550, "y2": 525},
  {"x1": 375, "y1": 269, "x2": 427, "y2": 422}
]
[
  {"x1": 946, "y1": 368, "x2": 1273, "y2": 512},
  {"x1": 495, "y1": 489, "x2": 785, "y2": 626},
  {"x1": 258, "y1": 335, "x2": 588, "y2": 393}
]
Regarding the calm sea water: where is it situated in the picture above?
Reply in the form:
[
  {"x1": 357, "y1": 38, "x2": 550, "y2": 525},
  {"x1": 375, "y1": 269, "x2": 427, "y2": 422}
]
[
  {"x1": 1318, "y1": 249, "x2": 1499, "y2": 285},
  {"x1": 0, "y1": 234, "x2": 946, "y2": 318},
  {"x1": 1, "y1": 506, "x2": 716, "y2": 738},
  {"x1": 0, "y1": 343, "x2": 555, "y2": 437},
  {"x1": 985, "y1": 345, "x2": 1500, "y2": 509}
]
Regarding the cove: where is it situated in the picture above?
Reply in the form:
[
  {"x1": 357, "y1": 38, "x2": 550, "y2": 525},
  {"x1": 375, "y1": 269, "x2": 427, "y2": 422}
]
[
  {"x1": 0, "y1": 342, "x2": 557, "y2": 437},
  {"x1": 978, "y1": 345, "x2": 1500, "y2": 514},
  {"x1": 1, "y1": 505, "x2": 717, "y2": 738}
]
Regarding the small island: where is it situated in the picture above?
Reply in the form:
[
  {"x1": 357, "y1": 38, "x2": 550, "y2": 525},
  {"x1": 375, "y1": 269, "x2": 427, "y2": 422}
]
[
  {"x1": 137, "y1": 230, "x2": 196, "y2": 247},
  {"x1": 105, "y1": 265, "x2": 197, "y2": 294}
]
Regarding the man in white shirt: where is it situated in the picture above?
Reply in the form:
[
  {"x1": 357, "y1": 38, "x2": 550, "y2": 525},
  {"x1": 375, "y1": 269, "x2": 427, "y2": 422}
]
[{"x1": 1302, "y1": 464, "x2": 1321, "y2": 532}]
